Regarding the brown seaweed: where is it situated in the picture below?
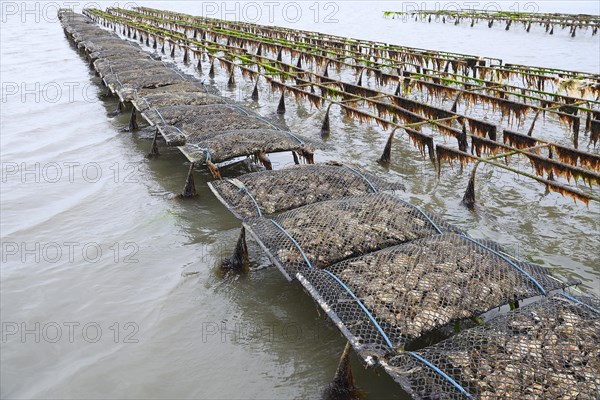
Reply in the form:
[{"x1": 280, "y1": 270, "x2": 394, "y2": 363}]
[
  {"x1": 471, "y1": 135, "x2": 504, "y2": 157},
  {"x1": 436, "y1": 144, "x2": 474, "y2": 176},
  {"x1": 469, "y1": 119, "x2": 497, "y2": 140},
  {"x1": 553, "y1": 144, "x2": 600, "y2": 171},
  {"x1": 503, "y1": 129, "x2": 539, "y2": 150},
  {"x1": 525, "y1": 153, "x2": 600, "y2": 186},
  {"x1": 544, "y1": 180, "x2": 591, "y2": 205},
  {"x1": 405, "y1": 127, "x2": 435, "y2": 161}
]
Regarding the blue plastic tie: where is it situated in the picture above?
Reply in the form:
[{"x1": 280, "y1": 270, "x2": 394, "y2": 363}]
[
  {"x1": 229, "y1": 180, "x2": 262, "y2": 218},
  {"x1": 461, "y1": 235, "x2": 547, "y2": 296},
  {"x1": 201, "y1": 147, "x2": 211, "y2": 162},
  {"x1": 322, "y1": 269, "x2": 394, "y2": 349},
  {"x1": 406, "y1": 352, "x2": 472, "y2": 398},
  {"x1": 559, "y1": 293, "x2": 600, "y2": 315},
  {"x1": 284, "y1": 131, "x2": 305, "y2": 145},
  {"x1": 269, "y1": 220, "x2": 313, "y2": 269},
  {"x1": 345, "y1": 166, "x2": 377, "y2": 193}
]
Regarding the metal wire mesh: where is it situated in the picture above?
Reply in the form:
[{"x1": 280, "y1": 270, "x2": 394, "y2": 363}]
[
  {"x1": 141, "y1": 104, "x2": 250, "y2": 126},
  {"x1": 132, "y1": 91, "x2": 225, "y2": 112},
  {"x1": 296, "y1": 233, "x2": 572, "y2": 361},
  {"x1": 178, "y1": 128, "x2": 314, "y2": 164},
  {"x1": 381, "y1": 293, "x2": 600, "y2": 400},
  {"x1": 208, "y1": 162, "x2": 406, "y2": 219},
  {"x1": 94, "y1": 58, "x2": 160, "y2": 77},
  {"x1": 243, "y1": 193, "x2": 461, "y2": 281},
  {"x1": 103, "y1": 69, "x2": 184, "y2": 90},
  {"x1": 73, "y1": 31, "x2": 187, "y2": 99},
  {"x1": 131, "y1": 82, "x2": 221, "y2": 116},
  {"x1": 62, "y1": 11, "x2": 315, "y2": 168}
]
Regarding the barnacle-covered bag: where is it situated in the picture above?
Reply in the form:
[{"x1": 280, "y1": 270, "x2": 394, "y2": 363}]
[
  {"x1": 132, "y1": 91, "x2": 225, "y2": 112},
  {"x1": 297, "y1": 234, "x2": 573, "y2": 360},
  {"x1": 208, "y1": 162, "x2": 405, "y2": 219},
  {"x1": 380, "y1": 293, "x2": 600, "y2": 400},
  {"x1": 141, "y1": 104, "x2": 251, "y2": 126},
  {"x1": 178, "y1": 129, "x2": 315, "y2": 166},
  {"x1": 243, "y1": 193, "x2": 461, "y2": 280}
]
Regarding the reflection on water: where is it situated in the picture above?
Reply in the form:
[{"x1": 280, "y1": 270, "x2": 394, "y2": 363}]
[{"x1": 1, "y1": 1, "x2": 598, "y2": 399}]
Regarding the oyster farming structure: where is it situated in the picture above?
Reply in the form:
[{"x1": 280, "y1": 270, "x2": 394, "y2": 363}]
[{"x1": 59, "y1": 7, "x2": 599, "y2": 399}]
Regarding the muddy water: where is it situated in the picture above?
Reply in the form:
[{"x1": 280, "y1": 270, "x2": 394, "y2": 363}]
[{"x1": 1, "y1": 1, "x2": 598, "y2": 399}]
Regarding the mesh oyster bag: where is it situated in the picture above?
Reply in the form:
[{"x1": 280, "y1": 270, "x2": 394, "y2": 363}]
[
  {"x1": 208, "y1": 163, "x2": 406, "y2": 219},
  {"x1": 380, "y1": 293, "x2": 600, "y2": 400},
  {"x1": 132, "y1": 91, "x2": 224, "y2": 112},
  {"x1": 178, "y1": 129, "x2": 314, "y2": 165},
  {"x1": 141, "y1": 104, "x2": 253, "y2": 126},
  {"x1": 94, "y1": 58, "x2": 161, "y2": 78},
  {"x1": 106, "y1": 71, "x2": 186, "y2": 101},
  {"x1": 243, "y1": 193, "x2": 461, "y2": 281},
  {"x1": 296, "y1": 233, "x2": 573, "y2": 361}
]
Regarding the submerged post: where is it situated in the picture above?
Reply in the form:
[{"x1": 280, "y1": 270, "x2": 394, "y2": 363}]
[
  {"x1": 251, "y1": 78, "x2": 259, "y2": 101},
  {"x1": 180, "y1": 163, "x2": 198, "y2": 198},
  {"x1": 277, "y1": 91, "x2": 286, "y2": 114},
  {"x1": 221, "y1": 227, "x2": 250, "y2": 272},
  {"x1": 461, "y1": 162, "x2": 480, "y2": 209},
  {"x1": 129, "y1": 108, "x2": 138, "y2": 131},
  {"x1": 183, "y1": 45, "x2": 189, "y2": 64},
  {"x1": 321, "y1": 103, "x2": 332, "y2": 136},
  {"x1": 208, "y1": 61, "x2": 215, "y2": 78},
  {"x1": 322, "y1": 342, "x2": 363, "y2": 400},
  {"x1": 147, "y1": 129, "x2": 160, "y2": 158},
  {"x1": 379, "y1": 127, "x2": 398, "y2": 165}
]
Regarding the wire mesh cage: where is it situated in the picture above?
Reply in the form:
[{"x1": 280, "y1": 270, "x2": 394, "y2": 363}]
[
  {"x1": 296, "y1": 233, "x2": 573, "y2": 361},
  {"x1": 88, "y1": 47, "x2": 149, "y2": 63},
  {"x1": 243, "y1": 193, "x2": 461, "y2": 281},
  {"x1": 132, "y1": 91, "x2": 225, "y2": 112},
  {"x1": 141, "y1": 104, "x2": 251, "y2": 126},
  {"x1": 178, "y1": 128, "x2": 314, "y2": 165},
  {"x1": 380, "y1": 293, "x2": 600, "y2": 400},
  {"x1": 208, "y1": 162, "x2": 406, "y2": 219},
  {"x1": 94, "y1": 58, "x2": 161, "y2": 77},
  {"x1": 102, "y1": 68, "x2": 184, "y2": 91},
  {"x1": 131, "y1": 82, "x2": 222, "y2": 116}
]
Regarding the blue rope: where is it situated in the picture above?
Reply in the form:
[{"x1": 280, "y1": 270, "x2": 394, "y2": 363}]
[
  {"x1": 228, "y1": 103, "x2": 251, "y2": 116},
  {"x1": 344, "y1": 166, "x2": 377, "y2": 193},
  {"x1": 559, "y1": 293, "x2": 600, "y2": 315},
  {"x1": 284, "y1": 131, "x2": 305, "y2": 145},
  {"x1": 406, "y1": 352, "x2": 472, "y2": 398},
  {"x1": 154, "y1": 107, "x2": 166, "y2": 125},
  {"x1": 172, "y1": 125, "x2": 186, "y2": 137},
  {"x1": 461, "y1": 235, "x2": 547, "y2": 296},
  {"x1": 398, "y1": 200, "x2": 443, "y2": 235},
  {"x1": 227, "y1": 180, "x2": 262, "y2": 217},
  {"x1": 322, "y1": 269, "x2": 394, "y2": 349},
  {"x1": 269, "y1": 220, "x2": 313, "y2": 269}
]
